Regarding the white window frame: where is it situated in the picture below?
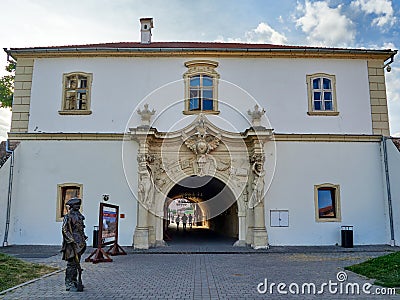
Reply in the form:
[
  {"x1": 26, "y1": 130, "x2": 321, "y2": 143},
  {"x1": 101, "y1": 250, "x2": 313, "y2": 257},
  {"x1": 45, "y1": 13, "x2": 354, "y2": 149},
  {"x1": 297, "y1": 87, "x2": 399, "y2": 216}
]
[
  {"x1": 307, "y1": 73, "x2": 339, "y2": 116},
  {"x1": 183, "y1": 60, "x2": 220, "y2": 114}
]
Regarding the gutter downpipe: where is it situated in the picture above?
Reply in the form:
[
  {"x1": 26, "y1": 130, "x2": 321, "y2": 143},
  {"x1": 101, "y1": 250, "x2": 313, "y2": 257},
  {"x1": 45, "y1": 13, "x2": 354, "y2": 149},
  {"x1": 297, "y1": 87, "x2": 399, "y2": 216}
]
[
  {"x1": 3, "y1": 140, "x2": 14, "y2": 247},
  {"x1": 382, "y1": 136, "x2": 395, "y2": 246}
]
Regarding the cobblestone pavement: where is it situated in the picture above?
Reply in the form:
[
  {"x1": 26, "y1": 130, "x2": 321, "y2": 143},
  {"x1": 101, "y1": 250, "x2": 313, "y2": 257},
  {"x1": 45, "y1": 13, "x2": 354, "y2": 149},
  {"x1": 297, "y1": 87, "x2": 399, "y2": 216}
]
[{"x1": 0, "y1": 229, "x2": 399, "y2": 299}]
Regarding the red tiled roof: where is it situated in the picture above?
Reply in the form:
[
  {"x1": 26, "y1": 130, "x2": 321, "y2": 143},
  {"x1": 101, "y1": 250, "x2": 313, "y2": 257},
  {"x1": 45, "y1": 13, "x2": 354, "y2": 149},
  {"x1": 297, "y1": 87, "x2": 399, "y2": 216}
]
[
  {"x1": 9, "y1": 41, "x2": 394, "y2": 53},
  {"x1": 10, "y1": 41, "x2": 316, "y2": 50}
]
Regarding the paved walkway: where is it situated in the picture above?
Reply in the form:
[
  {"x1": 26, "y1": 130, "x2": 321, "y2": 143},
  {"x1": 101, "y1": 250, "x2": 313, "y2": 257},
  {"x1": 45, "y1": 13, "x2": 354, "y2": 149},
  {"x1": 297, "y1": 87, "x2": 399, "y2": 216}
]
[{"x1": 0, "y1": 228, "x2": 399, "y2": 299}]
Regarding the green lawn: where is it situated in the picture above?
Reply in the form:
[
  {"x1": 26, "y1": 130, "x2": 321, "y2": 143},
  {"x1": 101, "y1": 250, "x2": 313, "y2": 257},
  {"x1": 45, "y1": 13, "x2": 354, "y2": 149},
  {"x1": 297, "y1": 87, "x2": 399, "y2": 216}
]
[
  {"x1": 0, "y1": 252, "x2": 59, "y2": 292},
  {"x1": 345, "y1": 251, "x2": 400, "y2": 288}
]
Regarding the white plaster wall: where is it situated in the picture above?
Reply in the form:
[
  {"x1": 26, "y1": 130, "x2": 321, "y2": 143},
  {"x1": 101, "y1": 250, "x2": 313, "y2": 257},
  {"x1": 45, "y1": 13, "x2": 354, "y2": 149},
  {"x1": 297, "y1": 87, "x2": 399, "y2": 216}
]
[
  {"x1": 28, "y1": 57, "x2": 372, "y2": 135},
  {"x1": 1, "y1": 139, "x2": 392, "y2": 246},
  {"x1": 386, "y1": 140, "x2": 400, "y2": 244},
  {"x1": 3, "y1": 140, "x2": 138, "y2": 246},
  {"x1": 0, "y1": 157, "x2": 12, "y2": 245},
  {"x1": 266, "y1": 141, "x2": 388, "y2": 246}
]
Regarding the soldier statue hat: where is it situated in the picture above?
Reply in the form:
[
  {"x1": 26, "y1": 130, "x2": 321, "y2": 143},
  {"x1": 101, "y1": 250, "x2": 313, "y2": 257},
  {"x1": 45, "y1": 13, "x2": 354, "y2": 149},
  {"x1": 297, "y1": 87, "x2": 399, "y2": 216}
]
[{"x1": 66, "y1": 198, "x2": 81, "y2": 207}]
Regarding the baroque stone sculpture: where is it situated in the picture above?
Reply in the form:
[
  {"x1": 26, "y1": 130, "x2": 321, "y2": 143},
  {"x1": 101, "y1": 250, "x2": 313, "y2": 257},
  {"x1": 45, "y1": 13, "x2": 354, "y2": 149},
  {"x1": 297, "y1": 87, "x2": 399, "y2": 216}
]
[
  {"x1": 137, "y1": 104, "x2": 156, "y2": 127},
  {"x1": 249, "y1": 154, "x2": 266, "y2": 208},
  {"x1": 181, "y1": 116, "x2": 221, "y2": 176},
  {"x1": 247, "y1": 105, "x2": 266, "y2": 127}
]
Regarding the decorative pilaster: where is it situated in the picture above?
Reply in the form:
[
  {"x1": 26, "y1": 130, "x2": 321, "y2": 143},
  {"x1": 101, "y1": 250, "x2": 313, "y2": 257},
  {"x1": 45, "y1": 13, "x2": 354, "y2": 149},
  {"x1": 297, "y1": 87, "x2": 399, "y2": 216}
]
[
  {"x1": 249, "y1": 149, "x2": 269, "y2": 249},
  {"x1": 234, "y1": 190, "x2": 248, "y2": 247},
  {"x1": 132, "y1": 106, "x2": 156, "y2": 249},
  {"x1": 133, "y1": 203, "x2": 150, "y2": 249},
  {"x1": 252, "y1": 203, "x2": 269, "y2": 249}
]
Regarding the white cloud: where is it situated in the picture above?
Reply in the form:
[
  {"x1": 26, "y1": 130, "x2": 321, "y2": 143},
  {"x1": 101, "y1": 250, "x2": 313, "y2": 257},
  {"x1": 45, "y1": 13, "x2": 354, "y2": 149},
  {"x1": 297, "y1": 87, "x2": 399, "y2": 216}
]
[
  {"x1": 245, "y1": 22, "x2": 288, "y2": 45},
  {"x1": 217, "y1": 22, "x2": 287, "y2": 45},
  {"x1": 381, "y1": 41, "x2": 400, "y2": 136},
  {"x1": 386, "y1": 66, "x2": 400, "y2": 136},
  {"x1": 351, "y1": 0, "x2": 396, "y2": 27},
  {"x1": 296, "y1": 1, "x2": 355, "y2": 47},
  {"x1": 0, "y1": 108, "x2": 11, "y2": 141}
]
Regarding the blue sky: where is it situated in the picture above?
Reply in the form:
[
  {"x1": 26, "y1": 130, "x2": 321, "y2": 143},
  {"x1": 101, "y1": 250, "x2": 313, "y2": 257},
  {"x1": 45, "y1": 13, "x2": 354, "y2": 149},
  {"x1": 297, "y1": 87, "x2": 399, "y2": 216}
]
[{"x1": 0, "y1": 0, "x2": 399, "y2": 139}]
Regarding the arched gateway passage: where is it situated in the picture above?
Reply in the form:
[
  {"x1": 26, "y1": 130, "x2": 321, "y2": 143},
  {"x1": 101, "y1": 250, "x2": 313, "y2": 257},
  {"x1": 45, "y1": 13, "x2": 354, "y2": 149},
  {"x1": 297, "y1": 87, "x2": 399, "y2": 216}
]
[
  {"x1": 164, "y1": 176, "x2": 238, "y2": 242},
  {"x1": 130, "y1": 114, "x2": 272, "y2": 249}
]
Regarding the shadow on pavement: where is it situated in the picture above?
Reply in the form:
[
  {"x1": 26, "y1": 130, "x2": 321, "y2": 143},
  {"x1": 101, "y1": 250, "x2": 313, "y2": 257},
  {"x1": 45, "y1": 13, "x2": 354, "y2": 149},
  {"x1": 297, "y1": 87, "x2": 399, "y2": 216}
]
[
  {"x1": 165, "y1": 225, "x2": 236, "y2": 246},
  {"x1": 0, "y1": 245, "x2": 61, "y2": 259}
]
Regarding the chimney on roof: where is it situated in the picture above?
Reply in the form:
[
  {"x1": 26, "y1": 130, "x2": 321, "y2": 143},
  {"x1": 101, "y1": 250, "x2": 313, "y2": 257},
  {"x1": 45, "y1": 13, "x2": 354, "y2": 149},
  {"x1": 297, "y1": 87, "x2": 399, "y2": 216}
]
[{"x1": 140, "y1": 18, "x2": 154, "y2": 44}]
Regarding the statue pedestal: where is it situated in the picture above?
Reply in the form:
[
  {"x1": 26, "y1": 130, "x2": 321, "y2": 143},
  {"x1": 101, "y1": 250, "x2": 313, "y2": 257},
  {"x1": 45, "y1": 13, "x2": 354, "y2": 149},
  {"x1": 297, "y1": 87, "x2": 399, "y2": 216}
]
[
  {"x1": 246, "y1": 226, "x2": 254, "y2": 245},
  {"x1": 252, "y1": 227, "x2": 269, "y2": 249},
  {"x1": 133, "y1": 227, "x2": 149, "y2": 249}
]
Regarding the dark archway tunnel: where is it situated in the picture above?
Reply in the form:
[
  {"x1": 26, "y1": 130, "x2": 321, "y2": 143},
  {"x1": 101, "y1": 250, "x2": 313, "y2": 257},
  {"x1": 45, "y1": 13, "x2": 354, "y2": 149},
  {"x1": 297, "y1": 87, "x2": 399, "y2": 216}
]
[{"x1": 164, "y1": 176, "x2": 238, "y2": 243}]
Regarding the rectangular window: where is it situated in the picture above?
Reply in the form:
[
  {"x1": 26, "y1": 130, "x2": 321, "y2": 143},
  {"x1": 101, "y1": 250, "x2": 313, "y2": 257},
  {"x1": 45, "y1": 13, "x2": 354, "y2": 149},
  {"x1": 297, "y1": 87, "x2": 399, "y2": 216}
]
[
  {"x1": 60, "y1": 72, "x2": 92, "y2": 115},
  {"x1": 189, "y1": 75, "x2": 214, "y2": 111},
  {"x1": 314, "y1": 184, "x2": 341, "y2": 222},
  {"x1": 183, "y1": 60, "x2": 220, "y2": 114},
  {"x1": 317, "y1": 188, "x2": 336, "y2": 218},
  {"x1": 56, "y1": 183, "x2": 82, "y2": 221},
  {"x1": 307, "y1": 73, "x2": 338, "y2": 116}
]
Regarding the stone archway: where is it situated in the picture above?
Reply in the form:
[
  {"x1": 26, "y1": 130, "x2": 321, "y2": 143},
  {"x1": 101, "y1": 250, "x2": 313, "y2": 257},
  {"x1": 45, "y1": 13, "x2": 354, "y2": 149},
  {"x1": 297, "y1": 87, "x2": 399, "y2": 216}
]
[
  {"x1": 130, "y1": 114, "x2": 273, "y2": 249},
  {"x1": 164, "y1": 176, "x2": 239, "y2": 241}
]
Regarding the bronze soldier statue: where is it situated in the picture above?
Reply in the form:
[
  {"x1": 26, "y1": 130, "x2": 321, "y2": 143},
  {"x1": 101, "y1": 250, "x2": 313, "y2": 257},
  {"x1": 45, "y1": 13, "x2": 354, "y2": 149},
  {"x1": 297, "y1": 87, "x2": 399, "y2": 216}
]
[{"x1": 61, "y1": 198, "x2": 87, "y2": 292}]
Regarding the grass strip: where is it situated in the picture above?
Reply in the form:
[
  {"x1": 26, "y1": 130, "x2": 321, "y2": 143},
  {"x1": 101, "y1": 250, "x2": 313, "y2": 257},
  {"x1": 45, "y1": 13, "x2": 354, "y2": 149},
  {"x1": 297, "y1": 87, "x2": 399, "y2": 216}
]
[
  {"x1": 345, "y1": 251, "x2": 400, "y2": 288},
  {"x1": 0, "y1": 252, "x2": 59, "y2": 292}
]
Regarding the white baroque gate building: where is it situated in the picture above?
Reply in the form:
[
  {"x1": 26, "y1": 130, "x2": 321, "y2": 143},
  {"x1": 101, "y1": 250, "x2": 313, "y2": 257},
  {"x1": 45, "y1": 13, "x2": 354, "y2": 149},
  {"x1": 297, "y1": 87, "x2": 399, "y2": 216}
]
[{"x1": 1, "y1": 20, "x2": 399, "y2": 247}]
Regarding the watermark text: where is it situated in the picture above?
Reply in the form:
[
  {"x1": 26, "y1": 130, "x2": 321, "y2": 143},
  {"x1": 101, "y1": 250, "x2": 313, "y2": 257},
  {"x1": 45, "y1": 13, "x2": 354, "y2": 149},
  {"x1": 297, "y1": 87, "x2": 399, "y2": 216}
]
[{"x1": 257, "y1": 271, "x2": 396, "y2": 296}]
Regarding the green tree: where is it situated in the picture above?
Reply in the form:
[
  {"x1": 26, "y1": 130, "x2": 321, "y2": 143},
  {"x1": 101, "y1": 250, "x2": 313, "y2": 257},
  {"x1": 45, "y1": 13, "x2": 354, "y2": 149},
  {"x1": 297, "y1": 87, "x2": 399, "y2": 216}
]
[{"x1": 0, "y1": 61, "x2": 16, "y2": 108}]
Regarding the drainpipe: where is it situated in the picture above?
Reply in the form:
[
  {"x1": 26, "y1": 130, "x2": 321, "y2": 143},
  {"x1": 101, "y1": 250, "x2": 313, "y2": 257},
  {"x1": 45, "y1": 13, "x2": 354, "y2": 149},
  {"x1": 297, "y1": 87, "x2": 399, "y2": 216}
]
[
  {"x1": 382, "y1": 136, "x2": 395, "y2": 246},
  {"x1": 3, "y1": 140, "x2": 14, "y2": 247}
]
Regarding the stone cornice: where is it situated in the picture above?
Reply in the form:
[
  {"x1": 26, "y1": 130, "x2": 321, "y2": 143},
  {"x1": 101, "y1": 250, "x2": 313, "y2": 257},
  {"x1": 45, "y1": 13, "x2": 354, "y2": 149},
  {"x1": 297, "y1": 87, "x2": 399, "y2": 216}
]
[
  {"x1": 7, "y1": 132, "x2": 126, "y2": 141},
  {"x1": 273, "y1": 133, "x2": 382, "y2": 142},
  {"x1": 7, "y1": 132, "x2": 383, "y2": 142}
]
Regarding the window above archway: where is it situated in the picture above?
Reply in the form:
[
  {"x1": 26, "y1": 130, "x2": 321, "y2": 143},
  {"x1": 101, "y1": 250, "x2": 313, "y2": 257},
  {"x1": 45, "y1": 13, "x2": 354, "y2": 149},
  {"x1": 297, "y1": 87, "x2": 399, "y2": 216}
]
[{"x1": 183, "y1": 60, "x2": 220, "y2": 114}]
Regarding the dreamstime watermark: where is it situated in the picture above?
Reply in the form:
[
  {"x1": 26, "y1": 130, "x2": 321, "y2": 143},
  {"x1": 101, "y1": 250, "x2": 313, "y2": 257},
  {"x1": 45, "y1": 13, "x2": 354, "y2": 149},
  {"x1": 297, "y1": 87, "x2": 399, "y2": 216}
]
[{"x1": 257, "y1": 271, "x2": 396, "y2": 296}]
